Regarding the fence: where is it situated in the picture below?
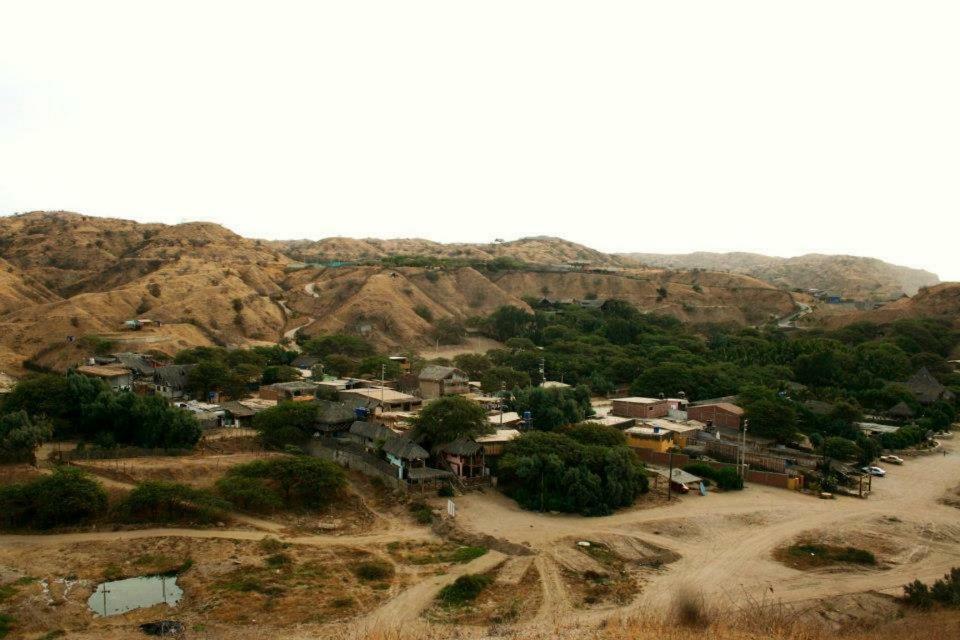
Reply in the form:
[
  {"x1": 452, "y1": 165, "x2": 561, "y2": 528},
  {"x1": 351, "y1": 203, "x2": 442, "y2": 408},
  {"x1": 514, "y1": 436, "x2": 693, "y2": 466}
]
[
  {"x1": 308, "y1": 439, "x2": 408, "y2": 492},
  {"x1": 62, "y1": 446, "x2": 193, "y2": 461},
  {"x1": 630, "y1": 448, "x2": 801, "y2": 491}
]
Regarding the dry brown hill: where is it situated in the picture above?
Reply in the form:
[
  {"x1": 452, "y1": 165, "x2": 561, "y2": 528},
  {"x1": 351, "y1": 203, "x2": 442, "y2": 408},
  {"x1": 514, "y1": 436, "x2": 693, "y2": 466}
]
[
  {"x1": 623, "y1": 251, "x2": 939, "y2": 300},
  {"x1": 0, "y1": 212, "x2": 291, "y2": 372},
  {"x1": 272, "y1": 235, "x2": 631, "y2": 268},
  {"x1": 815, "y1": 282, "x2": 960, "y2": 331}
]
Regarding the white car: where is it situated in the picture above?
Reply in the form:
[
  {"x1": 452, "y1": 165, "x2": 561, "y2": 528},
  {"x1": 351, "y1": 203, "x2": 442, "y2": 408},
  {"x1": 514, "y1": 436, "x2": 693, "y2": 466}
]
[
  {"x1": 880, "y1": 455, "x2": 904, "y2": 465},
  {"x1": 861, "y1": 466, "x2": 886, "y2": 477}
]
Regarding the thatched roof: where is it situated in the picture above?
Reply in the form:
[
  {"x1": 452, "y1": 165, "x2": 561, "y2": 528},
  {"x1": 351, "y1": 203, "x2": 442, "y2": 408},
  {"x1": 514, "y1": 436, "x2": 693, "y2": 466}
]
[
  {"x1": 904, "y1": 368, "x2": 953, "y2": 404},
  {"x1": 382, "y1": 437, "x2": 429, "y2": 461},
  {"x1": 887, "y1": 401, "x2": 915, "y2": 419}
]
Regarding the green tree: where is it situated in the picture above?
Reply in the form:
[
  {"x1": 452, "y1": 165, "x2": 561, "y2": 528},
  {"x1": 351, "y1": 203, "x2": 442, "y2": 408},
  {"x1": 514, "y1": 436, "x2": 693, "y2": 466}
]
[
  {"x1": 0, "y1": 467, "x2": 108, "y2": 530},
  {"x1": 453, "y1": 353, "x2": 493, "y2": 380},
  {"x1": 252, "y1": 402, "x2": 320, "y2": 448},
  {"x1": 486, "y1": 306, "x2": 535, "y2": 342},
  {"x1": 411, "y1": 395, "x2": 493, "y2": 448},
  {"x1": 261, "y1": 365, "x2": 301, "y2": 385},
  {"x1": 219, "y1": 456, "x2": 346, "y2": 510},
  {"x1": 822, "y1": 436, "x2": 860, "y2": 461},
  {"x1": 0, "y1": 411, "x2": 53, "y2": 463}
]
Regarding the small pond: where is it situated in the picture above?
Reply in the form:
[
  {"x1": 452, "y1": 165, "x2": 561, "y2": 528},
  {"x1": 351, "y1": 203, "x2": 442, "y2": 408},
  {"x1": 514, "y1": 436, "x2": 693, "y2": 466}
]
[{"x1": 87, "y1": 575, "x2": 183, "y2": 617}]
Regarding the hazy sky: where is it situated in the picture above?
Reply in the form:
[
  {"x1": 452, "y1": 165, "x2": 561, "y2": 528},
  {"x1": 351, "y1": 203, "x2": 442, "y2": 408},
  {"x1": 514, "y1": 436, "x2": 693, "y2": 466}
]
[{"x1": 1, "y1": 2, "x2": 958, "y2": 279}]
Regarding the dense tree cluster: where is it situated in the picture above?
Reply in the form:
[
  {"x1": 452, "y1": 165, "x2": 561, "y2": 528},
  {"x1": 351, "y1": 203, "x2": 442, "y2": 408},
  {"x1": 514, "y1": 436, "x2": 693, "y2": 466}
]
[
  {"x1": 0, "y1": 467, "x2": 108, "y2": 529},
  {"x1": 1, "y1": 373, "x2": 200, "y2": 449},
  {"x1": 476, "y1": 304, "x2": 959, "y2": 453},
  {"x1": 174, "y1": 345, "x2": 298, "y2": 399},
  {"x1": 215, "y1": 457, "x2": 346, "y2": 512},
  {"x1": 411, "y1": 395, "x2": 494, "y2": 449},
  {"x1": 498, "y1": 430, "x2": 648, "y2": 516}
]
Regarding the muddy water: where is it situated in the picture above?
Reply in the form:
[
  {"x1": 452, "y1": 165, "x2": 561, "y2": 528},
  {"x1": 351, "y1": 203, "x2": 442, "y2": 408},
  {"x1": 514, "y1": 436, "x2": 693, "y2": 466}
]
[{"x1": 87, "y1": 575, "x2": 182, "y2": 616}]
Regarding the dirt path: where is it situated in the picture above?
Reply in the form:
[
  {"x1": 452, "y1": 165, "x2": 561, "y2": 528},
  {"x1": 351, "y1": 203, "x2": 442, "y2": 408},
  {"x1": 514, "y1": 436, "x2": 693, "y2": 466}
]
[
  {"x1": 417, "y1": 336, "x2": 503, "y2": 360},
  {"x1": 358, "y1": 550, "x2": 506, "y2": 633}
]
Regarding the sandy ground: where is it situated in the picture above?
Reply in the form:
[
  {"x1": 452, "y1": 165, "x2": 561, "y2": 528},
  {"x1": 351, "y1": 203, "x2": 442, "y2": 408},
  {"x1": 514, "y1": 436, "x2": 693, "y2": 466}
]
[{"x1": 4, "y1": 443, "x2": 960, "y2": 638}]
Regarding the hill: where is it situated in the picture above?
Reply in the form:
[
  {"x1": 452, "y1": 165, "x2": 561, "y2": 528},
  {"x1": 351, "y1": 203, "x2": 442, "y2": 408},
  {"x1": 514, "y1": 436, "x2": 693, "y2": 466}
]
[
  {"x1": 622, "y1": 251, "x2": 939, "y2": 300},
  {"x1": 814, "y1": 282, "x2": 960, "y2": 333},
  {"x1": 271, "y1": 235, "x2": 632, "y2": 268}
]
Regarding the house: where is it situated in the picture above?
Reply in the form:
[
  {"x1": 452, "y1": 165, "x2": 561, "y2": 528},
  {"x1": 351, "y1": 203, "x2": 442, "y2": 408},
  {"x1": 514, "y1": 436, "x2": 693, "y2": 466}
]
[
  {"x1": 176, "y1": 400, "x2": 226, "y2": 428},
  {"x1": 314, "y1": 398, "x2": 379, "y2": 437},
  {"x1": 475, "y1": 428, "x2": 521, "y2": 457},
  {"x1": 583, "y1": 414, "x2": 635, "y2": 429},
  {"x1": 112, "y1": 352, "x2": 160, "y2": 377},
  {"x1": 151, "y1": 364, "x2": 195, "y2": 399},
  {"x1": 487, "y1": 411, "x2": 523, "y2": 428},
  {"x1": 624, "y1": 425, "x2": 674, "y2": 453},
  {"x1": 665, "y1": 397, "x2": 688, "y2": 412},
  {"x1": 636, "y1": 418, "x2": 704, "y2": 447},
  {"x1": 259, "y1": 381, "x2": 318, "y2": 402},
  {"x1": 653, "y1": 468, "x2": 704, "y2": 494},
  {"x1": 382, "y1": 436, "x2": 430, "y2": 479},
  {"x1": 611, "y1": 397, "x2": 670, "y2": 420},
  {"x1": 887, "y1": 401, "x2": 915, "y2": 421},
  {"x1": 904, "y1": 368, "x2": 955, "y2": 405},
  {"x1": 418, "y1": 365, "x2": 469, "y2": 399},
  {"x1": 349, "y1": 420, "x2": 397, "y2": 451},
  {"x1": 339, "y1": 387, "x2": 422, "y2": 412},
  {"x1": 220, "y1": 398, "x2": 277, "y2": 428},
  {"x1": 687, "y1": 402, "x2": 745, "y2": 430},
  {"x1": 76, "y1": 365, "x2": 133, "y2": 392},
  {"x1": 291, "y1": 355, "x2": 320, "y2": 378},
  {"x1": 437, "y1": 438, "x2": 486, "y2": 481}
]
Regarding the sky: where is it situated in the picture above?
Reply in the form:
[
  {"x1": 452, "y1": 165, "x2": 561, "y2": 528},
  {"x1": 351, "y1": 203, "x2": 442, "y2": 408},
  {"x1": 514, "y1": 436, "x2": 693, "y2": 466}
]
[{"x1": 1, "y1": 2, "x2": 958, "y2": 280}]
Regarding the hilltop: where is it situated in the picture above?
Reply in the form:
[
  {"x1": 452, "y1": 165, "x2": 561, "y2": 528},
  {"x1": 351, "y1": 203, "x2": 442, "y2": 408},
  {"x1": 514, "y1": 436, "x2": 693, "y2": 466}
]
[
  {"x1": 270, "y1": 235, "x2": 632, "y2": 269},
  {"x1": 623, "y1": 251, "x2": 939, "y2": 300}
]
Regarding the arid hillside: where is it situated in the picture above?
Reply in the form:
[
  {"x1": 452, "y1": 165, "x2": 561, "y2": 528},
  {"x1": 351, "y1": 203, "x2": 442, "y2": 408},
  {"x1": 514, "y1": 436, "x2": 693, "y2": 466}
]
[
  {"x1": 814, "y1": 282, "x2": 960, "y2": 332},
  {"x1": 272, "y1": 235, "x2": 633, "y2": 268},
  {"x1": 0, "y1": 212, "x2": 292, "y2": 373},
  {"x1": 624, "y1": 251, "x2": 939, "y2": 300},
  {"x1": 9, "y1": 210, "x2": 925, "y2": 373}
]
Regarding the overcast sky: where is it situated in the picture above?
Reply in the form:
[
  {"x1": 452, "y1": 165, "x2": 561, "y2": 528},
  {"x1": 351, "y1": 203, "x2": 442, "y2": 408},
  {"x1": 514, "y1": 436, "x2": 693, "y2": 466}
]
[{"x1": 1, "y1": 2, "x2": 958, "y2": 280}]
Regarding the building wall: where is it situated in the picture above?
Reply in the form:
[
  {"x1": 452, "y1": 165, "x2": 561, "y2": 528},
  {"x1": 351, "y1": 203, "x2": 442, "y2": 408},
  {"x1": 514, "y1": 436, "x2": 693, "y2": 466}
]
[
  {"x1": 612, "y1": 399, "x2": 670, "y2": 419},
  {"x1": 626, "y1": 434, "x2": 673, "y2": 453},
  {"x1": 688, "y1": 404, "x2": 742, "y2": 429},
  {"x1": 420, "y1": 380, "x2": 442, "y2": 400}
]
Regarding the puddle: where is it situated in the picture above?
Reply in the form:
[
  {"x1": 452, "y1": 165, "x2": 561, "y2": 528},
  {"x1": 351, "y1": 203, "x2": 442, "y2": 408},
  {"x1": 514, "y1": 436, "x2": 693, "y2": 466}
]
[{"x1": 87, "y1": 575, "x2": 183, "y2": 616}]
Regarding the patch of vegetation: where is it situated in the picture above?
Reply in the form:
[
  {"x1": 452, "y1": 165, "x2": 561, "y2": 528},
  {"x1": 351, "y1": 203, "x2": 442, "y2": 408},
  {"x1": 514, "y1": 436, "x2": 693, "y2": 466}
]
[
  {"x1": 904, "y1": 567, "x2": 960, "y2": 609},
  {"x1": 437, "y1": 573, "x2": 492, "y2": 607},
  {"x1": 408, "y1": 500, "x2": 434, "y2": 525},
  {"x1": 116, "y1": 481, "x2": 229, "y2": 524},
  {"x1": 352, "y1": 560, "x2": 395, "y2": 581},
  {"x1": 498, "y1": 430, "x2": 648, "y2": 516},
  {"x1": 780, "y1": 543, "x2": 877, "y2": 569},
  {"x1": 682, "y1": 463, "x2": 744, "y2": 490},
  {"x1": 0, "y1": 467, "x2": 107, "y2": 530},
  {"x1": 216, "y1": 456, "x2": 346, "y2": 512},
  {"x1": 1, "y1": 373, "x2": 201, "y2": 448},
  {"x1": 450, "y1": 546, "x2": 488, "y2": 563},
  {"x1": 0, "y1": 613, "x2": 13, "y2": 639}
]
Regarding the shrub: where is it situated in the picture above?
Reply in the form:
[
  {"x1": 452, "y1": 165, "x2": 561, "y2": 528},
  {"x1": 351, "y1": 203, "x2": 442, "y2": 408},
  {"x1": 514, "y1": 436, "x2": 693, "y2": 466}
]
[
  {"x1": 438, "y1": 573, "x2": 492, "y2": 606},
  {"x1": 117, "y1": 481, "x2": 229, "y2": 524},
  {"x1": 904, "y1": 567, "x2": 960, "y2": 608},
  {"x1": 408, "y1": 500, "x2": 434, "y2": 524},
  {"x1": 682, "y1": 464, "x2": 743, "y2": 491},
  {"x1": 0, "y1": 467, "x2": 107, "y2": 530},
  {"x1": 414, "y1": 305, "x2": 433, "y2": 322},
  {"x1": 353, "y1": 560, "x2": 394, "y2": 581},
  {"x1": 450, "y1": 546, "x2": 487, "y2": 563},
  {"x1": 437, "y1": 484, "x2": 454, "y2": 498},
  {"x1": 218, "y1": 457, "x2": 346, "y2": 511}
]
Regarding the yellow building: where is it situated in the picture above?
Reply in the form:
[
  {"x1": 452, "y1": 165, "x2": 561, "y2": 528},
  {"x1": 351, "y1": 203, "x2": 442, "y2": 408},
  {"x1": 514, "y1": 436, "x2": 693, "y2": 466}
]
[{"x1": 624, "y1": 425, "x2": 674, "y2": 453}]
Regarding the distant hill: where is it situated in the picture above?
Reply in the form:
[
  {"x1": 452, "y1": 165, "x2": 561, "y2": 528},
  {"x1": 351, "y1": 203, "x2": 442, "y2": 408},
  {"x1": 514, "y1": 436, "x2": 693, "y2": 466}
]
[
  {"x1": 269, "y1": 236, "x2": 632, "y2": 269},
  {"x1": 621, "y1": 252, "x2": 939, "y2": 300},
  {"x1": 816, "y1": 283, "x2": 960, "y2": 332}
]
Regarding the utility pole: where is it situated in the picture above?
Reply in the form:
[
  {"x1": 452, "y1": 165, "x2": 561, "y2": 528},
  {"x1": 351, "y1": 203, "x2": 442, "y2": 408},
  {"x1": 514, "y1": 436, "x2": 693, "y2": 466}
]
[
  {"x1": 499, "y1": 380, "x2": 506, "y2": 426},
  {"x1": 539, "y1": 359, "x2": 545, "y2": 385},
  {"x1": 100, "y1": 585, "x2": 111, "y2": 616},
  {"x1": 667, "y1": 451, "x2": 674, "y2": 502},
  {"x1": 380, "y1": 364, "x2": 386, "y2": 408},
  {"x1": 740, "y1": 419, "x2": 749, "y2": 479}
]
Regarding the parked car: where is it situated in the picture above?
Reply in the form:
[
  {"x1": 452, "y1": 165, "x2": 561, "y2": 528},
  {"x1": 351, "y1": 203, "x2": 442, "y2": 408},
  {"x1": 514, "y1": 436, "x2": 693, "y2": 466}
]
[
  {"x1": 880, "y1": 455, "x2": 904, "y2": 465},
  {"x1": 861, "y1": 466, "x2": 886, "y2": 477}
]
